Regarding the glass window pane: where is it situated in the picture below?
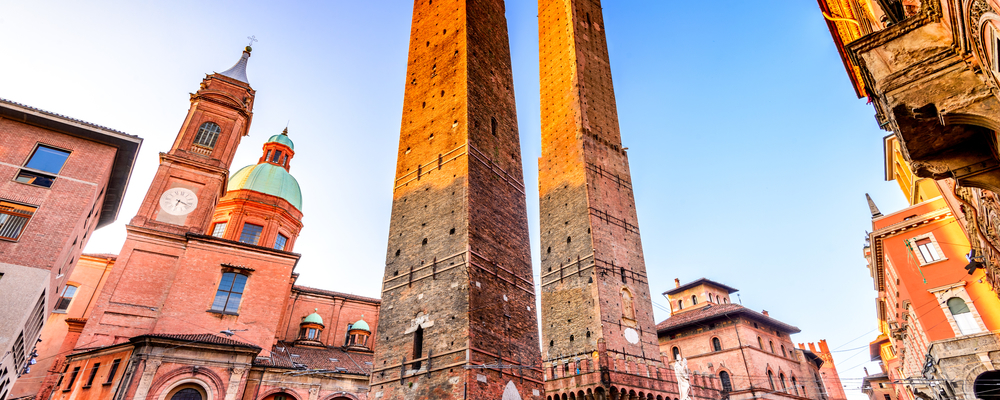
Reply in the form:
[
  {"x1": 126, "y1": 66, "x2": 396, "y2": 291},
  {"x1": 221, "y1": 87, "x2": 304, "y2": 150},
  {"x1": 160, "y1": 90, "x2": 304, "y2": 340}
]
[
  {"x1": 218, "y1": 273, "x2": 235, "y2": 291},
  {"x1": 224, "y1": 293, "x2": 242, "y2": 313},
  {"x1": 272, "y1": 151, "x2": 282, "y2": 163},
  {"x1": 239, "y1": 224, "x2": 263, "y2": 245},
  {"x1": 25, "y1": 146, "x2": 70, "y2": 174},
  {"x1": 231, "y1": 274, "x2": 247, "y2": 294},
  {"x1": 211, "y1": 290, "x2": 229, "y2": 311},
  {"x1": 63, "y1": 285, "x2": 78, "y2": 298},
  {"x1": 212, "y1": 222, "x2": 227, "y2": 238},
  {"x1": 274, "y1": 234, "x2": 287, "y2": 250},
  {"x1": 15, "y1": 170, "x2": 55, "y2": 188}
]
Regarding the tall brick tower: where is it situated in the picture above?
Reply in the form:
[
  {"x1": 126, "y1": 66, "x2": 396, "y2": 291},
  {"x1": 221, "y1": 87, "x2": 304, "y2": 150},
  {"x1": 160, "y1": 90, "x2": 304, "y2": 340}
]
[
  {"x1": 538, "y1": 1, "x2": 680, "y2": 399},
  {"x1": 370, "y1": 1, "x2": 543, "y2": 399}
]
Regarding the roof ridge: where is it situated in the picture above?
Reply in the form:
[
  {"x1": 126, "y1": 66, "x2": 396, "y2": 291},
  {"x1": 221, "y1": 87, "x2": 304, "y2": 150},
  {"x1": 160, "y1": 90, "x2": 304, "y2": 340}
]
[{"x1": 0, "y1": 97, "x2": 136, "y2": 138}]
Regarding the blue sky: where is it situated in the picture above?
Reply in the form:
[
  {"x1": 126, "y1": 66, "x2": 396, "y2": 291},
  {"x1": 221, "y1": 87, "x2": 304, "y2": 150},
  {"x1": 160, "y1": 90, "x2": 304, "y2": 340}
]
[{"x1": 0, "y1": 1, "x2": 909, "y2": 398}]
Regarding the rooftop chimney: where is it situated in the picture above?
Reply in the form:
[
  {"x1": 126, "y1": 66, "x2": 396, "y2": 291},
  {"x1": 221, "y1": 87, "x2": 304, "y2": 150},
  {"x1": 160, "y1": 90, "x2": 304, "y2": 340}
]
[
  {"x1": 762, "y1": 310, "x2": 769, "y2": 316},
  {"x1": 674, "y1": 278, "x2": 680, "y2": 288}
]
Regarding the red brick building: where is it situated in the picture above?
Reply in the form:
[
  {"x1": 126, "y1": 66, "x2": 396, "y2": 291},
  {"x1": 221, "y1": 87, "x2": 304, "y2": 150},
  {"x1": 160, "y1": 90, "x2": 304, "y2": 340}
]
[
  {"x1": 536, "y1": 1, "x2": 719, "y2": 400},
  {"x1": 0, "y1": 99, "x2": 142, "y2": 400},
  {"x1": 657, "y1": 279, "x2": 847, "y2": 400},
  {"x1": 33, "y1": 47, "x2": 381, "y2": 400},
  {"x1": 368, "y1": 0, "x2": 544, "y2": 399}
]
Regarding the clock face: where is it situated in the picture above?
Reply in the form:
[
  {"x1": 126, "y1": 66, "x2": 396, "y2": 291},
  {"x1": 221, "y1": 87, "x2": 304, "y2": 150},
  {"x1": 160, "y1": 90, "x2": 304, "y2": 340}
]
[{"x1": 159, "y1": 187, "x2": 198, "y2": 216}]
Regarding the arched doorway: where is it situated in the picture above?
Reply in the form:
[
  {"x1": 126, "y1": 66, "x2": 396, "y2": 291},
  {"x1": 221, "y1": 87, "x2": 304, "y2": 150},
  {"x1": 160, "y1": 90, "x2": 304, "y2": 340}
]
[{"x1": 975, "y1": 371, "x2": 1000, "y2": 399}]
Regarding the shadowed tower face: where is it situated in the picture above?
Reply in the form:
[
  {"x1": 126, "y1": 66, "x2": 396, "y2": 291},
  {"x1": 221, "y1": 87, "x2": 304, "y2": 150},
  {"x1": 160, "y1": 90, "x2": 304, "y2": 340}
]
[
  {"x1": 539, "y1": 0, "x2": 668, "y2": 397},
  {"x1": 370, "y1": 1, "x2": 543, "y2": 399}
]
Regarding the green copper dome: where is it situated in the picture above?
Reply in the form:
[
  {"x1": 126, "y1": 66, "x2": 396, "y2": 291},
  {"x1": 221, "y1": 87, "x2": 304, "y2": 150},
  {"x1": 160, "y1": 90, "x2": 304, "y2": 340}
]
[
  {"x1": 267, "y1": 132, "x2": 294, "y2": 150},
  {"x1": 302, "y1": 309, "x2": 324, "y2": 326},
  {"x1": 351, "y1": 317, "x2": 370, "y2": 332},
  {"x1": 228, "y1": 163, "x2": 302, "y2": 210}
]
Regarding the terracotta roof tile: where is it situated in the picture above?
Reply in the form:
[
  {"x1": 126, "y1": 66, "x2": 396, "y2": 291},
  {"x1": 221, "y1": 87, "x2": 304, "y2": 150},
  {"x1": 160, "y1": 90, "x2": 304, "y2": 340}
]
[
  {"x1": 132, "y1": 333, "x2": 260, "y2": 349},
  {"x1": 256, "y1": 342, "x2": 373, "y2": 376},
  {"x1": 293, "y1": 285, "x2": 381, "y2": 304},
  {"x1": 656, "y1": 303, "x2": 800, "y2": 334}
]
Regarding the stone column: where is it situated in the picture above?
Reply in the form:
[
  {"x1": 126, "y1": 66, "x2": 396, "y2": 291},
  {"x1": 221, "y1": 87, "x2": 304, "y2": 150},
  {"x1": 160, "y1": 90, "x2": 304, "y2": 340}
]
[
  {"x1": 131, "y1": 359, "x2": 161, "y2": 400},
  {"x1": 223, "y1": 367, "x2": 247, "y2": 400}
]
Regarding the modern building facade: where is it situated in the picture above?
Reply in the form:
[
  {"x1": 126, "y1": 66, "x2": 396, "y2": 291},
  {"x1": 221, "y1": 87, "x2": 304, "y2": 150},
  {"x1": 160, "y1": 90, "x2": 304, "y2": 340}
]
[
  {"x1": 657, "y1": 279, "x2": 847, "y2": 400},
  {"x1": 0, "y1": 98, "x2": 142, "y2": 400}
]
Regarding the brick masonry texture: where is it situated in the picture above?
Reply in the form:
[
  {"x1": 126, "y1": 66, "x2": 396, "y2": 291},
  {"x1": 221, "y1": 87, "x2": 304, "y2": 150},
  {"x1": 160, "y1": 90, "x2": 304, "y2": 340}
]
[
  {"x1": 370, "y1": 0, "x2": 544, "y2": 399},
  {"x1": 537, "y1": 0, "x2": 719, "y2": 399}
]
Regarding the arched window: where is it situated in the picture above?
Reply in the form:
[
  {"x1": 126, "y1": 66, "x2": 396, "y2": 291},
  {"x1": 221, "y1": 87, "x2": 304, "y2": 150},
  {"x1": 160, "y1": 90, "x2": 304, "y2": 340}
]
[
  {"x1": 193, "y1": 122, "x2": 221, "y2": 149},
  {"x1": 791, "y1": 376, "x2": 799, "y2": 395},
  {"x1": 671, "y1": 347, "x2": 681, "y2": 361},
  {"x1": 211, "y1": 272, "x2": 247, "y2": 314},
  {"x1": 781, "y1": 344, "x2": 786, "y2": 357},
  {"x1": 54, "y1": 285, "x2": 78, "y2": 312},
  {"x1": 757, "y1": 336, "x2": 763, "y2": 349},
  {"x1": 767, "y1": 370, "x2": 775, "y2": 390},
  {"x1": 621, "y1": 289, "x2": 635, "y2": 319},
  {"x1": 691, "y1": 295, "x2": 698, "y2": 305},
  {"x1": 769, "y1": 340, "x2": 775, "y2": 353},
  {"x1": 947, "y1": 297, "x2": 982, "y2": 335},
  {"x1": 975, "y1": 370, "x2": 1000, "y2": 400},
  {"x1": 779, "y1": 373, "x2": 787, "y2": 391},
  {"x1": 677, "y1": 300, "x2": 683, "y2": 310},
  {"x1": 412, "y1": 326, "x2": 424, "y2": 370},
  {"x1": 171, "y1": 388, "x2": 202, "y2": 400},
  {"x1": 712, "y1": 337, "x2": 722, "y2": 352},
  {"x1": 719, "y1": 371, "x2": 732, "y2": 393}
]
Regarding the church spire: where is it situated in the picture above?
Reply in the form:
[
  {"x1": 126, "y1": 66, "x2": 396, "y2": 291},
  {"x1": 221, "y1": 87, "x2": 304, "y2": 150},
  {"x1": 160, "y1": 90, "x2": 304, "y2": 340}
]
[
  {"x1": 866, "y1": 193, "x2": 883, "y2": 218},
  {"x1": 218, "y1": 46, "x2": 252, "y2": 84}
]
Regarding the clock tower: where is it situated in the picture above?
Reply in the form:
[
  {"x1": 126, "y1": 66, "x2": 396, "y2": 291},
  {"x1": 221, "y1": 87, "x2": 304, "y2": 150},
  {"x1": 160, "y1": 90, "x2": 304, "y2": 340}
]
[{"x1": 130, "y1": 46, "x2": 256, "y2": 235}]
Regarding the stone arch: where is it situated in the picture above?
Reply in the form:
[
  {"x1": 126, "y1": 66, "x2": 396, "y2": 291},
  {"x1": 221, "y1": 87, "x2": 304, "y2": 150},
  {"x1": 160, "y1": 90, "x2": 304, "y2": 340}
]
[
  {"x1": 577, "y1": 390, "x2": 585, "y2": 400},
  {"x1": 148, "y1": 366, "x2": 226, "y2": 400},
  {"x1": 321, "y1": 392, "x2": 359, "y2": 400},
  {"x1": 260, "y1": 388, "x2": 305, "y2": 400},
  {"x1": 154, "y1": 378, "x2": 213, "y2": 400},
  {"x1": 569, "y1": 391, "x2": 576, "y2": 400},
  {"x1": 594, "y1": 386, "x2": 606, "y2": 400},
  {"x1": 974, "y1": 370, "x2": 1000, "y2": 399},
  {"x1": 964, "y1": 0, "x2": 1000, "y2": 88}
]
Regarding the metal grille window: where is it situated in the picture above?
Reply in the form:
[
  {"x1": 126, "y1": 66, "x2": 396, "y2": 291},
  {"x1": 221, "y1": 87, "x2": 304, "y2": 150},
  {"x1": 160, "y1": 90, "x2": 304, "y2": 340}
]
[
  {"x1": 0, "y1": 201, "x2": 36, "y2": 240},
  {"x1": 54, "y1": 285, "x2": 78, "y2": 312},
  {"x1": 211, "y1": 272, "x2": 247, "y2": 314},
  {"x1": 211, "y1": 222, "x2": 227, "y2": 238},
  {"x1": 239, "y1": 223, "x2": 263, "y2": 245},
  {"x1": 193, "y1": 122, "x2": 221, "y2": 148},
  {"x1": 274, "y1": 233, "x2": 288, "y2": 250},
  {"x1": 171, "y1": 388, "x2": 203, "y2": 400},
  {"x1": 720, "y1": 371, "x2": 732, "y2": 393}
]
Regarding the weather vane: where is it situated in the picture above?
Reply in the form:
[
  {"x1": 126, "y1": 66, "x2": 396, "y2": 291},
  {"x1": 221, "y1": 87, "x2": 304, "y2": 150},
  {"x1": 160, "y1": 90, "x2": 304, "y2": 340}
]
[{"x1": 247, "y1": 35, "x2": 258, "y2": 47}]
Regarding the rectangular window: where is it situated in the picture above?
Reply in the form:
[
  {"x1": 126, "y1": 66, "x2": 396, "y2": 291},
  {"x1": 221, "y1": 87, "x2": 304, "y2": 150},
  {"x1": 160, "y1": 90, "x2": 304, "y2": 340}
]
[
  {"x1": 0, "y1": 201, "x2": 36, "y2": 241},
  {"x1": 211, "y1": 222, "x2": 227, "y2": 238},
  {"x1": 274, "y1": 233, "x2": 288, "y2": 250},
  {"x1": 915, "y1": 238, "x2": 941, "y2": 263},
  {"x1": 66, "y1": 366, "x2": 80, "y2": 390},
  {"x1": 271, "y1": 150, "x2": 282, "y2": 163},
  {"x1": 211, "y1": 272, "x2": 247, "y2": 314},
  {"x1": 104, "y1": 359, "x2": 120, "y2": 384},
  {"x1": 54, "y1": 285, "x2": 78, "y2": 312},
  {"x1": 239, "y1": 223, "x2": 263, "y2": 245},
  {"x1": 83, "y1": 363, "x2": 100, "y2": 387},
  {"x1": 17, "y1": 145, "x2": 71, "y2": 188}
]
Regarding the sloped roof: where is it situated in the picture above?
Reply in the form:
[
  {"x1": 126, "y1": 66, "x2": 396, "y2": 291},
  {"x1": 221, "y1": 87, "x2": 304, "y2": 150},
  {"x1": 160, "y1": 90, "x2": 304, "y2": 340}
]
[
  {"x1": 293, "y1": 285, "x2": 381, "y2": 304},
  {"x1": 131, "y1": 333, "x2": 260, "y2": 349},
  {"x1": 663, "y1": 278, "x2": 739, "y2": 296},
  {"x1": 256, "y1": 342, "x2": 373, "y2": 376},
  {"x1": 656, "y1": 303, "x2": 801, "y2": 335}
]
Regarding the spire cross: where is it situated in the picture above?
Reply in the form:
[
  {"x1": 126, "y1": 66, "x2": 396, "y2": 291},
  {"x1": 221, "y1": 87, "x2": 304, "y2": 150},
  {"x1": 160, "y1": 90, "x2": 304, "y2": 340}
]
[{"x1": 247, "y1": 35, "x2": 258, "y2": 47}]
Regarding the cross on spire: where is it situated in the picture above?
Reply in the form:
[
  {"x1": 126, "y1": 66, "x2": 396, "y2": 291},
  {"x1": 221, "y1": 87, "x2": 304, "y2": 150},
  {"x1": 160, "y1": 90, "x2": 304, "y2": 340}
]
[{"x1": 247, "y1": 35, "x2": 258, "y2": 47}]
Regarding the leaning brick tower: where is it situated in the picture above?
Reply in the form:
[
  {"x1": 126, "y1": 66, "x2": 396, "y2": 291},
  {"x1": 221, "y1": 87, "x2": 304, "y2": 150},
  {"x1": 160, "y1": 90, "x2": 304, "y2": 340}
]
[
  {"x1": 538, "y1": 1, "x2": 701, "y2": 399},
  {"x1": 369, "y1": 1, "x2": 543, "y2": 399}
]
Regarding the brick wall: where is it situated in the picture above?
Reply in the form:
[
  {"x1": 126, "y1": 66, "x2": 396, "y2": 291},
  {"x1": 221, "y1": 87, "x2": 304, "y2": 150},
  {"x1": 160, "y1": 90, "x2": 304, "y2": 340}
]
[{"x1": 370, "y1": 0, "x2": 543, "y2": 399}]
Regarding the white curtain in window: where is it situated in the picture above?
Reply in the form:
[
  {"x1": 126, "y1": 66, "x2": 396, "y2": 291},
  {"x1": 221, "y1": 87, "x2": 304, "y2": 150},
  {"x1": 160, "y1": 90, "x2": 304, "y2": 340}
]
[{"x1": 955, "y1": 312, "x2": 981, "y2": 335}]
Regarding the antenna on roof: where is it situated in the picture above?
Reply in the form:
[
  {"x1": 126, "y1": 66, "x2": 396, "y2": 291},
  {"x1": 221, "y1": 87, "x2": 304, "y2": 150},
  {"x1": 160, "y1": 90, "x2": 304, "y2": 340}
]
[{"x1": 737, "y1": 293, "x2": 743, "y2": 305}]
